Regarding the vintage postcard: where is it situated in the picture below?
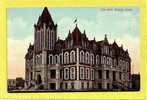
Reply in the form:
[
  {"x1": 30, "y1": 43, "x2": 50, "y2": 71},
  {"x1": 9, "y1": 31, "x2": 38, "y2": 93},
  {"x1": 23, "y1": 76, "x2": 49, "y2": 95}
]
[
  {"x1": 7, "y1": 7, "x2": 140, "y2": 92},
  {"x1": 0, "y1": 0, "x2": 146, "y2": 99}
]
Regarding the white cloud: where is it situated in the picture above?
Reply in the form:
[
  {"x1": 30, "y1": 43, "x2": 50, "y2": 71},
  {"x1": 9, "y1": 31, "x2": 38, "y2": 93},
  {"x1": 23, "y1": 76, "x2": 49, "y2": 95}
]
[
  {"x1": 7, "y1": 35, "x2": 33, "y2": 79},
  {"x1": 7, "y1": 17, "x2": 32, "y2": 39}
]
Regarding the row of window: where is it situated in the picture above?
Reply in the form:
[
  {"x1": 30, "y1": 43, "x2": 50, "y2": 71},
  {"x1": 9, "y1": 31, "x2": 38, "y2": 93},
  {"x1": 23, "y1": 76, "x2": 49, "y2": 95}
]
[
  {"x1": 35, "y1": 29, "x2": 55, "y2": 51},
  {"x1": 63, "y1": 82, "x2": 94, "y2": 90},
  {"x1": 63, "y1": 67, "x2": 94, "y2": 80}
]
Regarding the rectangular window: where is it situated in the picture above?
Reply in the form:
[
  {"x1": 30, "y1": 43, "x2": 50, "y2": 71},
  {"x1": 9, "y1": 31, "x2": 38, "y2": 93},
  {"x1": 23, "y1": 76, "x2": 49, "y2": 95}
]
[
  {"x1": 65, "y1": 83, "x2": 68, "y2": 89},
  {"x1": 60, "y1": 70, "x2": 62, "y2": 79},
  {"x1": 71, "y1": 82, "x2": 74, "y2": 89},
  {"x1": 91, "y1": 69, "x2": 95, "y2": 80},
  {"x1": 50, "y1": 70, "x2": 56, "y2": 79},
  {"x1": 119, "y1": 72, "x2": 121, "y2": 80},
  {"x1": 107, "y1": 83, "x2": 110, "y2": 89},
  {"x1": 113, "y1": 71, "x2": 116, "y2": 81},
  {"x1": 81, "y1": 82, "x2": 84, "y2": 89},
  {"x1": 87, "y1": 82, "x2": 89, "y2": 89},
  {"x1": 106, "y1": 70, "x2": 109, "y2": 79},
  {"x1": 50, "y1": 83, "x2": 56, "y2": 90},
  {"x1": 98, "y1": 70, "x2": 102, "y2": 79},
  {"x1": 98, "y1": 83, "x2": 102, "y2": 89}
]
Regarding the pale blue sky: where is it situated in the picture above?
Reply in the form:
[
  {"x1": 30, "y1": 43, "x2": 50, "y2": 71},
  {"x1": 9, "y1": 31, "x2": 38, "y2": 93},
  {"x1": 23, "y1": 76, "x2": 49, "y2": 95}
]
[{"x1": 7, "y1": 7, "x2": 139, "y2": 40}]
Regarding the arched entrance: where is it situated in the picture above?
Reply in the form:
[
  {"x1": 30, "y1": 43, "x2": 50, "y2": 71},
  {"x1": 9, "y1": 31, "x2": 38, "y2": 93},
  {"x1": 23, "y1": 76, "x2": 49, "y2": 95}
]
[{"x1": 37, "y1": 74, "x2": 42, "y2": 85}]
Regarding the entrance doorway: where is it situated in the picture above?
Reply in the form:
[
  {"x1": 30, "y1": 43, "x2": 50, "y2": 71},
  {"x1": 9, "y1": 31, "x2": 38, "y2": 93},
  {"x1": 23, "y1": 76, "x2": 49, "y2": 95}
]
[{"x1": 37, "y1": 74, "x2": 42, "y2": 85}]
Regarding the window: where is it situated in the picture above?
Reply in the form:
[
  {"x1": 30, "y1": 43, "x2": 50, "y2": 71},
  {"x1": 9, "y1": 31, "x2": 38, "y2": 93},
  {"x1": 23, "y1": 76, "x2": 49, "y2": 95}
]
[
  {"x1": 60, "y1": 70, "x2": 62, "y2": 79},
  {"x1": 70, "y1": 51, "x2": 75, "y2": 63},
  {"x1": 85, "y1": 52, "x2": 89, "y2": 64},
  {"x1": 98, "y1": 83, "x2": 102, "y2": 89},
  {"x1": 80, "y1": 67, "x2": 84, "y2": 79},
  {"x1": 109, "y1": 58, "x2": 112, "y2": 65},
  {"x1": 91, "y1": 69, "x2": 94, "y2": 80},
  {"x1": 71, "y1": 82, "x2": 74, "y2": 89},
  {"x1": 55, "y1": 55, "x2": 58, "y2": 64},
  {"x1": 80, "y1": 51, "x2": 84, "y2": 63},
  {"x1": 50, "y1": 83, "x2": 56, "y2": 90},
  {"x1": 113, "y1": 71, "x2": 116, "y2": 81},
  {"x1": 106, "y1": 70, "x2": 109, "y2": 79},
  {"x1": 104, "y1": 56, "x2": 106, "y2": 64},
  {"x1": 70, "y1": 67, "x2": 75, "y2": 79},
  {"x1": 59, "y1": 54, "x2": 62, "y2": 64},
  {"x1": 81, "y1": 82, "x2": 84, "y2": 89},
  {"x1": 64, "y1": 52, "x2": 69, "y2": 64},
  {"x1": 49, "y1": 55, "x2": 53, "y2": 64},
  {"x1": 96, "y1": 55, "x2": 100, "y2": 65},
  {"x1": 107, "y1": 57, "x2": 109, "y2": 65},
  {"x1": 114, "y1": 59, "x2": 117, "y2": 66},
  {"x1": 119, "y1": 72, "x2": 121, "y2": 80},
  {"x1": 85, "y1": 68, "x2": 90, "y2": 80},
  {"x1": 64, "y1": 68, "x2": 69, "y2": 80},
  {"x1": 87, "y1": 82, "x2": 89, "y2": 89},
  {"x1": 50, "y1": 70, "x2": 56, "y2": 79},
  {"x1": 101, "y1": 56, "x2": 104, "y2": 64},
  {"x1": 98, "y1": 70, "x2": 102, "y2": 79},
  {"x1": 90, "y1": 54, "x2": 94, "y2": 65},
  {"x1": 65, "y1": 83, "x2": 68, "y2": 89},
  {"x1": 107, "y1": 83, "x2": 110, "y2": 89}
]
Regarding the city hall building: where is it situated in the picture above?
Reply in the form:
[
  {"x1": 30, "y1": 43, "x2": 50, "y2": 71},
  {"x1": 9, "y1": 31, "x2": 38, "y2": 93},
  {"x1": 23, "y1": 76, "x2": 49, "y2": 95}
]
[{"x1": 25, "y1": 7, "x2": 132, "y2": 91}]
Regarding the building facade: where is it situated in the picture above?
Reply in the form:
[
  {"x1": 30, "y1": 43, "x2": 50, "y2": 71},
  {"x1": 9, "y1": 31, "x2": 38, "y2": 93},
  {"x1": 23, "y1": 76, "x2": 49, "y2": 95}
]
[{"x1": 25, "y1": 7, "x2": 132, "y2": 91}]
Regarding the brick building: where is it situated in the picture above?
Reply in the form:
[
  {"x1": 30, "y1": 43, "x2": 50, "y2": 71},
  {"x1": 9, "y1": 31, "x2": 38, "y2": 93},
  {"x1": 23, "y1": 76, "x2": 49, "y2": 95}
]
[{"x1": 25, "y1": 7, "x2": 132, "y2": 91}]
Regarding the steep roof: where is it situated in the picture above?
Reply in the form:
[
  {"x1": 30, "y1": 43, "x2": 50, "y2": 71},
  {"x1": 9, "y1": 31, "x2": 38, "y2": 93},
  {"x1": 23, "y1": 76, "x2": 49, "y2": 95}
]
[
  {"x1": 37, "y1": 7, "x2": 54, "y2": 26},
  {"x1": 71, "y1": 25, "x2": 82, "y2": 45}
]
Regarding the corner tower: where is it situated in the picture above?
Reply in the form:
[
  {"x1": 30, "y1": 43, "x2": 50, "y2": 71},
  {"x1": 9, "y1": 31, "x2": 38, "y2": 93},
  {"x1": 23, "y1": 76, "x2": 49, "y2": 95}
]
[
  {"x1": 34, "y1": 7, "x2": 57, "y2": 52},
  {"x1": 33, "y1": 7, "x2": 57, "y2": 89}
]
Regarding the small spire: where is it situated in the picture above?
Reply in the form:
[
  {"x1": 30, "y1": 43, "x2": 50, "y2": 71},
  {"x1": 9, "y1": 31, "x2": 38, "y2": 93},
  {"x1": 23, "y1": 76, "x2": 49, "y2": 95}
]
[
  {"x1": 76, "y1": 23, "x2": 77, "y2": 27},
  {"x1": 104, "y1": 34, "x2": 108, "y2": 43},
  {"x1": 105, "y1": 34, "x2": 107, "y2": 39},
  {"x1": 69, "y1": 30, "x2": 70, "y2": 34},
  {"x1": 121, "y1": 44, "x2": 123, "y2": 48},
  {"x1": 114, "y1": 39, "x2": 116, "y2": 43},
  {"x1": 94, "y1": 37, "x2": 95, "y2": 41},
  {"x1": 84, "y1": 30, "x2": 85, "y2": 34},
  {"x1": 58, "y1": 36, "x2": 60, "y2": 40}
]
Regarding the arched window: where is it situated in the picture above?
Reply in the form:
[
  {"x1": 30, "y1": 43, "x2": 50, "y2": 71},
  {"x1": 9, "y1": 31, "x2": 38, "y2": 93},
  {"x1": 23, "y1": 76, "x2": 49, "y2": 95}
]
[
  {"x1": 64, "y1": 68, "x2": 69, "y2": 80},
  {"x1": 85, "y1": 52, "x2": 89, "y2": 64},
  {"x1": 80, "y1": 67, "x2": 84, "y2": 79},
  {"x1": 59, "y1": 54, "x2": 62, "y2": 64},
  {"x1": 107, "y1": 57, "x2": 109, "y2": 65},
  {"x1": 114, "y1": 59, "x2": 117, "y2": 66},
  {"x1": 70, "y1": 67, "x2": 75, "y2": 79},
  {"x1": 80, "y1": 51, "x2": 84, "y2": 63},
  {"x1": 54, "y1": 55, "x2": 58, "y2": 64},
  {"x1": 64, "y1": 52, "x2": 69, "y2": 64},
  {"x1": 39, "y1": 54, "x2": 42, "y2": 64},
  {"x1": 70, "y1": 51, "x2": 75, "y2": 63},
  {"x1": 90, "y1": 54, "x2": 94, "y2": 65},
  {"x1": 91, "y1": 69, "x2": 94, "y2": 80},
  {"x1": 109, "y1": 58, "x2": 112, "y2": 65},
  {"x1": 85, "y1": 68, "x2": 90, "y2": 80},
  {"x1": 96, "y1": 55, "x2": 100, "y2": 65},
  {"x1": 49, "y1": 55, "x2": 53, "y2": 64}
]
